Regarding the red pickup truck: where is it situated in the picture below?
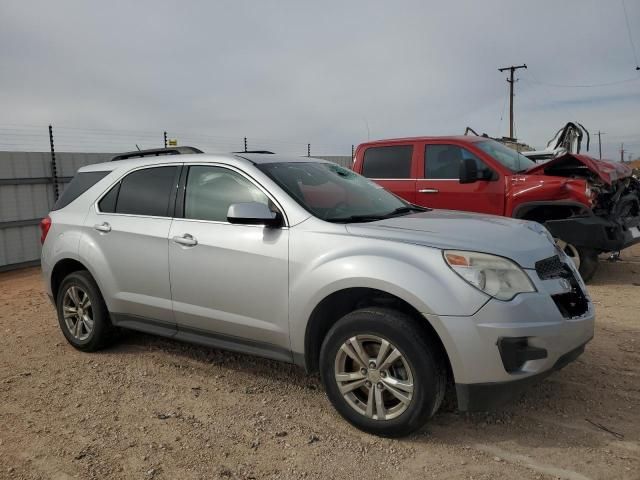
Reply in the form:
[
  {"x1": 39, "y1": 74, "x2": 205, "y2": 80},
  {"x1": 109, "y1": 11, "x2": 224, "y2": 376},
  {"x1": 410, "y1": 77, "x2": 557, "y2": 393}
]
[{"x1": 352, "y1": 136, "x2": 640, "y2": 281}]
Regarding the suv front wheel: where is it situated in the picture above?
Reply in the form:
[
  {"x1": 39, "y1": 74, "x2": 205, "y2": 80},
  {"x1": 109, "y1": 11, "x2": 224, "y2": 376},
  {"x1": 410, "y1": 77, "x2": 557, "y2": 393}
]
[
  {"x1": 56, "y1": 271, "x2": 114, "y2": 352},
  {"x1": 319, "y1": 307, "x2": 446, "y2": 437}
]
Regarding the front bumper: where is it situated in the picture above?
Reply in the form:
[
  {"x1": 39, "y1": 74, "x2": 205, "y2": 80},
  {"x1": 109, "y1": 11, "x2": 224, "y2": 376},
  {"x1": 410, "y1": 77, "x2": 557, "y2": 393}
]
[
  {"x1": 456, "y1": 341, "x2": 588, "y2": 411},
  {"x1": 424, "y1": 257, "x2": 595, "y2": 412},
  {"x1": 545, "y1": 214, "x2": 640, "y2": 252}
]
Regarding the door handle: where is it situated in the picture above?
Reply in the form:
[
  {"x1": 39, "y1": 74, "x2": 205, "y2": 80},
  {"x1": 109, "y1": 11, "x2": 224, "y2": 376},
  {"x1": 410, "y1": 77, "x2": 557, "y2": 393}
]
[
  {"x1": 172, "y1": 234, "x2": 198, "y2": 247},
  {"x1": 94, "y1": 222, "x2": 111, "y2": 233},
  {"x1": 418, "y1": 188, "x2": 439, "y2": 194}
]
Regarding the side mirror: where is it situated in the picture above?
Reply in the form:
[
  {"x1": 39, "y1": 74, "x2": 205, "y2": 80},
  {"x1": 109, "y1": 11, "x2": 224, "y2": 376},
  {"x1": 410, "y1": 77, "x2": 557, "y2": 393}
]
[
  {"x1": 459, "y1": 158, "x2": 478, "y2": 184},
  {"x1": 227, "y1": 202, "x2": 282, "y2": 227}
]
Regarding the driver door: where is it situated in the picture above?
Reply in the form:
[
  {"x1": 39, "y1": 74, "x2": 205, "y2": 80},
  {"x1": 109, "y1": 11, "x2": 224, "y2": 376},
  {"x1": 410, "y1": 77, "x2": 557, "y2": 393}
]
[
  {"x1": 168, "y1": 165, "x2": 290, "y2": 356},
  {"x1": 415, "y1": 143, "x2": 504, "y2": 215}
]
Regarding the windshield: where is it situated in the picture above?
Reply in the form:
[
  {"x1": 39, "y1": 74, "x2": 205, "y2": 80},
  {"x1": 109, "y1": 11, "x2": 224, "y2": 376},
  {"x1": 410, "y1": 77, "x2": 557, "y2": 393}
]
[
  {"x1": 476, "y1": 140, "x2": 536, "y2": 173},
  {"x1": 257, "y1": 162, "x2": 424, "y2": 223}
]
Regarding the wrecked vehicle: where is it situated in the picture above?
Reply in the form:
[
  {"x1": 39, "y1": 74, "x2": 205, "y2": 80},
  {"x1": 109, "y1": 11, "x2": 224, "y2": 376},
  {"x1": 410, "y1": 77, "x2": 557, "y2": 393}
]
[
  {"x1": 352, "y1": 136, "x2": 640, "y2": 281},
  {"x1": 522, "y1": 121, "x2": 590, "y2": 164}
]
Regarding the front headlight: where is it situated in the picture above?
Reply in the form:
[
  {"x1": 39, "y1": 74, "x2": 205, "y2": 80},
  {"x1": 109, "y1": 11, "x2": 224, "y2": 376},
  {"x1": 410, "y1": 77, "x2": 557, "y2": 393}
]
[{"x1": 443, "y1": 250, "x2": 536, "y2": 301}]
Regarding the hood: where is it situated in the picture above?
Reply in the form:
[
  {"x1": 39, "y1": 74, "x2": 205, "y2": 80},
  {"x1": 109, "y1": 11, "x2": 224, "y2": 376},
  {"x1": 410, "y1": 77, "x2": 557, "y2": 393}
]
[
  {"x1": 345, "y1": 210, "x2": 557, "y2": 269},
  {"x1": 525, "y1": 153, "x2": 632, "y2": 185}
]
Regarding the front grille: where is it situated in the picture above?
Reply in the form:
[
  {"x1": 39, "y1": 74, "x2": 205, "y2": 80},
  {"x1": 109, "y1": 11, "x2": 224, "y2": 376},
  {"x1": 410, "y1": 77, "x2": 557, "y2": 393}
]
[{"x1": 535, "y1": 255, "x2": 565, "y2": 280}]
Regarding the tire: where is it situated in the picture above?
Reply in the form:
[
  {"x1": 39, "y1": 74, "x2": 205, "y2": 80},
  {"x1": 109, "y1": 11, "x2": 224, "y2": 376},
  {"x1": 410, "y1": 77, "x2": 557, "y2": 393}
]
[
  {"x1": 56, "y1": 270, "x2": 114, "y2": 352},
  {"x1": 576, "y1": 247, "x2": 599, "y2": 283},
  {"x1": 319, "y1": 307, "x2": 447, "y2": 437},
  {"x1": 556, "y1": 239, "x2": 599, "y2": 283}
]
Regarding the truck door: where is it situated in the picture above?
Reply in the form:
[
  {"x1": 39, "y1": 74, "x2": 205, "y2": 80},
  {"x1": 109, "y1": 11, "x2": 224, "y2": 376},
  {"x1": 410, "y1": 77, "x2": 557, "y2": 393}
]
[
  {"x1": 359, "y1": 144, "x2": 417, "y2": 203},
  {"x1": 415, "y1": 143, "x2": 504, "y2": 215}
]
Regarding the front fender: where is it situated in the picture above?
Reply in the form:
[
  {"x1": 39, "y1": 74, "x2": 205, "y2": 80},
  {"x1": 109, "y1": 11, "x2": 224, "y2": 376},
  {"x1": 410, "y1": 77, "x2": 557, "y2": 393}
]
[{"x1": 287, "y1": 236, "x2": 489, "y2": 354}]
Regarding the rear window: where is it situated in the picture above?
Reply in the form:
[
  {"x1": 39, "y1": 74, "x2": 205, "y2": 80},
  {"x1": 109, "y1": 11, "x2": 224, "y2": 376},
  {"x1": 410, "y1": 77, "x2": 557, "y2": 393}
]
[
  {"x1": 52, "y1": 171, "x2": 110, "y2": 210},
  {"x1": 361, "y1": 145, "x2": 413, "y2": 178},
  {"x1": 110, "y1": 166, "x2": 179, "y2": 217}
]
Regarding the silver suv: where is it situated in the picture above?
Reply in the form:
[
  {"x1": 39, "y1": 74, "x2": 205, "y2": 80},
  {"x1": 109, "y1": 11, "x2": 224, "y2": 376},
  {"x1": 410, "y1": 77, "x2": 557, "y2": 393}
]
[{"x1": 41, "y1": 152, "x2": 595, "y2": 436}]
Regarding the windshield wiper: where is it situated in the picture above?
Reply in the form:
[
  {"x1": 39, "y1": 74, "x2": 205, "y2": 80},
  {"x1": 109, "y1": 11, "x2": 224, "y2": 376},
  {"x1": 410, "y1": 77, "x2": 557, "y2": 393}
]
[
  {"x1": 325, "y1": 214, "x2": 388, "y2": 223},
  {"x1": 326, "y1": 205, "x2": 430, "y2": 223}
]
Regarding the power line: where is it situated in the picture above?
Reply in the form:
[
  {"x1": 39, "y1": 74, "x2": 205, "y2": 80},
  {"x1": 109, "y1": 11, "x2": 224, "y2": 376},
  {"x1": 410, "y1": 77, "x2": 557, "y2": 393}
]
[
  {"x1": 525, "y1": 76, "x2": 640, "y2": 88},
  {"x1": 621, "y1": 0, "x2": 640, "y2": 70}
]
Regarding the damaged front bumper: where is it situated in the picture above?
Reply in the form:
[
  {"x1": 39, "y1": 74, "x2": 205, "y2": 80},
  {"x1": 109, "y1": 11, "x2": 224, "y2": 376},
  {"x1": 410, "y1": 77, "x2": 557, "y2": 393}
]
[{"x1": 545, "y1": 213, "x2": 640, "y2": 252}]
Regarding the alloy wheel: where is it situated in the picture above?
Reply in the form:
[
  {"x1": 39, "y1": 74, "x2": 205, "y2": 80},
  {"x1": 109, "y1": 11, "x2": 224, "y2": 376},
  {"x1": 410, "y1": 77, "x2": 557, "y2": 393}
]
[
  {"x1": 62, "y1": 285, "x2": 94, "y2": 341},
  {"x1": 555, "y1": 239, "x2": 581, "y2": 270},
  {"x1": 334, "y1": 335, "x2": 414, "y2": 421}
]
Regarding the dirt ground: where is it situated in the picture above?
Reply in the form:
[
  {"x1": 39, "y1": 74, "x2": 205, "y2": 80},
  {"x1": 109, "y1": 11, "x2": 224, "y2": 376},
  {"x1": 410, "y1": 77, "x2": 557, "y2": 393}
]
[{"x1": 1, "y1": 247, "x2": 639, "y2": 480}]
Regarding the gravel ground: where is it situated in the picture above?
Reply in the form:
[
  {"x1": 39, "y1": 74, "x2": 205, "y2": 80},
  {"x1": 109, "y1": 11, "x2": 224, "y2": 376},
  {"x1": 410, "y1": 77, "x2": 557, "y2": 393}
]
[{"x1": 1, "y1": 246, "x2": 639, "y2": 480}]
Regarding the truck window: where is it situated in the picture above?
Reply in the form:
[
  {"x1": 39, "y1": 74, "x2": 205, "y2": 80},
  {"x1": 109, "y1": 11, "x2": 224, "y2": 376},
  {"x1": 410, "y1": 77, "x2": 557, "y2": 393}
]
[
  {"x1": 424, "y1": 145, "x2": 488, "y2": 179},
  {"x1": 362, "y1": 145, "x2": 413, "y2": 179}
]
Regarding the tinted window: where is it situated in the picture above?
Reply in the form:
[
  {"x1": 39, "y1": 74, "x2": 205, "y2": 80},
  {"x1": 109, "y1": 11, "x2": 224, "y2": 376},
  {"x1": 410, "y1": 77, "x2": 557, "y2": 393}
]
[
  {"x1": 52, "y1": 171, "x2": 110, "y2": 210},
  {"x1": 98, "y1": 183, "x2": 120, "y2": 213},
  {"x1": 115, "y1": 166, "x2": 178, "y2": 217},
  {"x1": 362, "y1": 145, "x2": 413, "y2": 178},
  {"x1": 184, "y1": 166, "x2": 269, "y2": 222},
  {"x1": 425, "y1": 145, "x2": 490, "y2": 179}
]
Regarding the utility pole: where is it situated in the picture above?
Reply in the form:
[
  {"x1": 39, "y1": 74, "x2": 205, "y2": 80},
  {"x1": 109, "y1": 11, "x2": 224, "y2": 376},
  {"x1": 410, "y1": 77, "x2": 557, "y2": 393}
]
[
  {"x1": 595, "y1": 131, "x2": 606, "y2": 159},
  {"x1": 498, "y1": 64, "x2": 527, "y2": 139}
]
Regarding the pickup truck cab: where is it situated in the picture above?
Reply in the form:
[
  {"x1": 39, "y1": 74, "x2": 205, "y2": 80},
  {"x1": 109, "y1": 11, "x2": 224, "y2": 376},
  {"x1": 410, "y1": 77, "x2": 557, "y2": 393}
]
[{"x1": 353, "y1": 136, "x2": 640, "y2": 281}]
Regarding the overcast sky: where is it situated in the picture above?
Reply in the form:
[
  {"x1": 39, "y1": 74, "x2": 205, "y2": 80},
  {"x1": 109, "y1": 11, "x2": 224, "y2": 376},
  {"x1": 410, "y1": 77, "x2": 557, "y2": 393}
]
[{"x1": 1, "y1": 0, "x2": 639, "y2": 159}]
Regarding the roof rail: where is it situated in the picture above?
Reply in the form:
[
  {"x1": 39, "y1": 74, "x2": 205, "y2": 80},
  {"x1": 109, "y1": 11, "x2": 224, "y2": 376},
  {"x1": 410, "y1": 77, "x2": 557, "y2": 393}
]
[
  {"x1": 111, "y1": 146, "x2": 203, "y2": 161},
  {"x1": 232, "y1": 150, "x2": 275, "y2": 154}
]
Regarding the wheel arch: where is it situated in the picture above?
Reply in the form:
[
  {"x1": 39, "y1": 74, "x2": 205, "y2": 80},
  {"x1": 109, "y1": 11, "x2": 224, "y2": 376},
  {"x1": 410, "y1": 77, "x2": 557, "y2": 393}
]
[
  {"x1": 50, "y1": 258, "x2": 93, "y2": 301},
  {"x1": 302, "y1": 287, "x2": 453, "y2": 382},
  {"x1": 512, "y1": 201, "x2": 591, "y2": 223}
]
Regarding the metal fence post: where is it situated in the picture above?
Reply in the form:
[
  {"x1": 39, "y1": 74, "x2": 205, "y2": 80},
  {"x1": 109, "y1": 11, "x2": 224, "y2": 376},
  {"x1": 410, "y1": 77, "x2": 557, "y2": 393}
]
[{"x1": 48, "y1": 125, "x2": 59, "y2": 201}]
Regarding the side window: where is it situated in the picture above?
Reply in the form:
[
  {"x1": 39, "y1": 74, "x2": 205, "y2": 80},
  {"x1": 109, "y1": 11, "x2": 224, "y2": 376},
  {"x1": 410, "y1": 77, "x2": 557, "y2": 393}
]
[
  {"x1": 112, "y1": 166, "x2": 178, "y2": 217},
  {"x1": 184, "y1": 166, "x2": 269, "y2": 222},
  {"x1": 424, "y1": 145, "x2": 490, "y2": 179},
  {"x1": 362, "y1": 145, "x2": 413, "y2": 178},
  {"x1": 98, "y1": 182, "x2": 120, "y2": 213},
  {"x1": 52, "y1": 171, "x2": 110, "y2": 210}
]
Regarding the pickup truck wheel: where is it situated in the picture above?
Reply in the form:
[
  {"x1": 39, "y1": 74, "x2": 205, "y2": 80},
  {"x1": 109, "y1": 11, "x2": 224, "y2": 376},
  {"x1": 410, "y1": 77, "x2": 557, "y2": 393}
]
[
  {"x1": 319, "y1": 307, "x2": 446, "y2": 437},
  {"x1": 56, "y1": 271, "x2": 114, "y2": 352},
  {"x1": 556, "y1": 239, "x2": 599, "y2": 282}
]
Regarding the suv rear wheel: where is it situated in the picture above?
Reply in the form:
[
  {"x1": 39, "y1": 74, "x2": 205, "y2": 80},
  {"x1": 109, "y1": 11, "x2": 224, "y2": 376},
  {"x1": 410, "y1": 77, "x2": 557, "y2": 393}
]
[
  {"x1": 56, "y1": 271, "x2": 114, "y2": 351},
  {"x1": 319, "y1": 307, "x2": 446, "y2": 437}
]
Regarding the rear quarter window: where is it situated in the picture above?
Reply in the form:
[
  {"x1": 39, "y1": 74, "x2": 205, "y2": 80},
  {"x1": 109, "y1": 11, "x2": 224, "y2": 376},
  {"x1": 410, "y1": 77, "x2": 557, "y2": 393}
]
[
  {"x1": 361, "y1": 145, "x2": 413, "y2": 178},
  {"x1": 52, "y1": 171, "x2": 111, "y2": 210}
]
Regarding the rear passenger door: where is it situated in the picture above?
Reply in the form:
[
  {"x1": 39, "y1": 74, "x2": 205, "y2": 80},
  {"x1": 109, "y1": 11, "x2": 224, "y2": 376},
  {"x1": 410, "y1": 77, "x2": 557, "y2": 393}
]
[
  {"x1": 82, "y1": 165, "x2": 180, "y2": 330},
  {"x1": 360, "y1": 145, "x2": 417, "y2": 203},
  {"x1": 415, "y1": 143, "x2": 504, "y2": 215}
]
